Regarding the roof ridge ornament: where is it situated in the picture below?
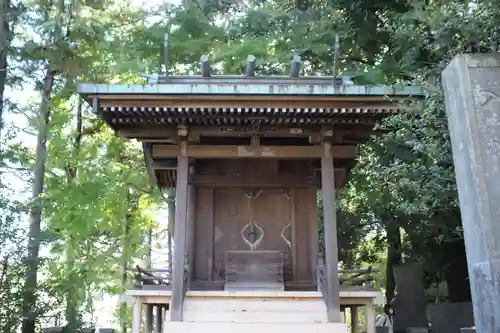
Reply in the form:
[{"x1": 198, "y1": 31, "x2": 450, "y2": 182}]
[
  {"x1": 200, "y1": 55, "x2": 211, "y2": 77},
  {"x1": 245, "y1": 55, "x2": 256, "y2": 77},
  {"x1": 290, "y1": 54, "x2": 301, "y2": 78}
]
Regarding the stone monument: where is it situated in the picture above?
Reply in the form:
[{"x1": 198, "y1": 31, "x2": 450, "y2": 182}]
[
  {"x1": 391, "y1": 264, "x2": 428, "y2": 332},
  {"x1": 442, "y1": 54, "x2": 500, "y2": 333},
  {"x1": 428, "y1": 302, "x2": 474, "y2": 333}
]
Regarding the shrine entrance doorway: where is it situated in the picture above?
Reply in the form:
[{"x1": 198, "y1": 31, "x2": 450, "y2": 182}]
[
  {"x1": 212, "y1": 188, "x2": 292, "y2": 282},
  {"x1": 194, "y1": 182, "x2": 319, "y2": 291}
]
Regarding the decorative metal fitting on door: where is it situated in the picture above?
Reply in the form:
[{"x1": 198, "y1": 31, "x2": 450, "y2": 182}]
[
  {"x1": 280, "y1": 189, "x2": 292, "y2": 249},
  {"x1": 241, "y1": 189, "x2": 263, "y2": 251}
]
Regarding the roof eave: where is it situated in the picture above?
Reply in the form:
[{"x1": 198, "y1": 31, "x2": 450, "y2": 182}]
[{"x1": 77, "y1": 82, "x2": 424, "y2": 99}]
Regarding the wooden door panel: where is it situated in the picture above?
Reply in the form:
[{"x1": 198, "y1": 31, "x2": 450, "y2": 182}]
[
  {"x1": 213, "y1": 188, "x2": 249, "y2": 281},
  {"x1": 212, "y1": 188, "x2": 292, "y2": 282}
]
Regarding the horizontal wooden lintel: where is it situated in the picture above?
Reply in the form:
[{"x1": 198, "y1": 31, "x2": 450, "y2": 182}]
[
  {"x1": 120, "y1": 126, "x2": 374, "y2": 146},
  {"x1": 120, "y1": 126, "x2": 323, "y2": 139},
  {"x1": 187, "y1": 171, "x2": 346, "y2": 188},
  {"x1": 151, "y1": 144, "x2": 358, "y2": 159},
  {"x1": 189, "y1": 174, "x2": 318, "y2": 187}
]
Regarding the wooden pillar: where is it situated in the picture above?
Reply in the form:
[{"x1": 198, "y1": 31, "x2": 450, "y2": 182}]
[
  {"x1": 321, "y1": 141, "x2": 341, "y2": 322},
  {"x1": 186, "y1": 165, "x2": 196, "y2": 290},
  {"x1": 350, "y1": 307, "x2": 359, "y2": 333},
  {"x1": 145, "y1": 304, "x2": 154, "y2": 333},
  {"x1": 365, "y1": 303, "x2": 375, "y2": 333},
  {"x1": 170, "y1": 142, "x2": 189, "y2": 321},
  {"x1": 132, "y1": 299, "x2": 142, "y2": 333},
  {"x1": 154, "y1": 306, "x2": 163, "y2": 333}
]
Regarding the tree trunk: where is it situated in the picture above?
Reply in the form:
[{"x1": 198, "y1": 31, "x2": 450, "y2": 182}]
[
  {"x1": 0, "y1": 0, "x2": 11, "y2": 138},
  {"x1": 64, "y1": 237, "x2": 80, "y2": 332},
  {"x1": 385, "y1": 217, "x2": 402, "y2": 303},
  {"x1": 21, "y1": 65, "x2": 54, "y2": 333},
  {"x1": 442, "y1": 239, "x2": 471, "y2": 302},
  {"x1": 119, "y1": 189, "x2": 139, "y2": 333},
  {"x1": 146, "y1": 228, "x2": 153, "y2": 269},
  {"x1": 64, "y1": 99, "x2": 84, "y2": 332}
]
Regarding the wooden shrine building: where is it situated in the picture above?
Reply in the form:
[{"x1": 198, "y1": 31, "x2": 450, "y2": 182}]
[{"x1": 78, "y1": 54, "x2": 423, "y2": 333}]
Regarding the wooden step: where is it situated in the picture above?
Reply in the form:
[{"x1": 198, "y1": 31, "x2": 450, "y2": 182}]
[
  {"x1": 162, "y1": 322, "x2": 348, "y2": 333},
  {"x1": 182, "y1": 310, "x2": 328, "y2": 323},
  {"x1": 183, "y1": 298, "x2": 326, "y2": 312}
]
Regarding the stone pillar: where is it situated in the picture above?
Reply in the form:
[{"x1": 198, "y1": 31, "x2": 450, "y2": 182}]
[
  {"x1": 442, "y1": 54, "x2": 500, "y2": 333},
  {"x1": 365, "y1": 303, "x2": 375, "y2": 333}
]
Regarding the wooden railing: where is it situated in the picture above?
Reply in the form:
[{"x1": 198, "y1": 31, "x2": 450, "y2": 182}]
[
  {"x1": 126, "y1": 260, "x2": 191, "y2": 292},
  {"x1": 317, "y1": 256, "x2": 378, "y2": 304},
  {"x1": 339, "y1": 266, "x2": 377, "y2": 289},
  {"x1": 126, "y1": 265, "x2": 172, "y2": 290},
  {"x1": 317, "y1": 261, "x2": 329, "y2": 304}
]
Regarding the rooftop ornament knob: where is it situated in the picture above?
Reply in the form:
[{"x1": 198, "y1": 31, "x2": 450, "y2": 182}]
[
  {"x1": 290, "y1": 54, "x2": 301, "y2": 78},
  {"x1": 200, "y1": 55, "x2": 211, "y2": 77}
]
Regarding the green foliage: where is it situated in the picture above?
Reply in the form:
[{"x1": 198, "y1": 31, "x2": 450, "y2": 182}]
[{"x1": 0, "y1": 189, "x2": 26, "y2": 333}]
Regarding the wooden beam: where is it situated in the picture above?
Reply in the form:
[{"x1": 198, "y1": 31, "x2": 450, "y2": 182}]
[
  {"x1": 152, "y1": 159, "x2": 177, "y2": 170},
  {"x1": 94, "y1": 93, "x2": 399, "y2": 110},
  {"x1": 151, "y1": 144, "x2": 358, "y2": 159},
  {"x1": 118, "y1": 128, "x2": 178, "y2": 139},
  {"x1": 93, "y1": 93, "x2": 398, "y2": 102},
  {"x1": 155, "y1": 169, "x2": 347, "y2": 189},
  {"x1": 321, "y1": 141, "x2": 342, "y2": 323},
  {"x1": 189, "y1": 174, "x2": 320, "y2": 188},
  {"x1": 118, "y1": 126, "x2": 323, "y2": 140},
  {"x1": 334, "y1": 168, "x2": 348, "y2": 189},
  {"x1": 170, "y1": 142, "x2": 189, "y2": 322},
  {"x1": 142, "y1": 143, "x2": 159, "y2": 187},
  {"x1": 117, "y1": 126, "x2": 374, "y2": 144}
]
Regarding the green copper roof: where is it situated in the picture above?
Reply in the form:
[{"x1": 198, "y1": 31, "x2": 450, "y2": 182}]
[{"x1": 77, "y1": 79, "x2": 424, "y2": 97}]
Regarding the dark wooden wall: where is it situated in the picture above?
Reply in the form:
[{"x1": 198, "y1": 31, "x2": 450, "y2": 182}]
[{"x1": 192, "y1": 159, "x2": 318, "y2": 290}]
